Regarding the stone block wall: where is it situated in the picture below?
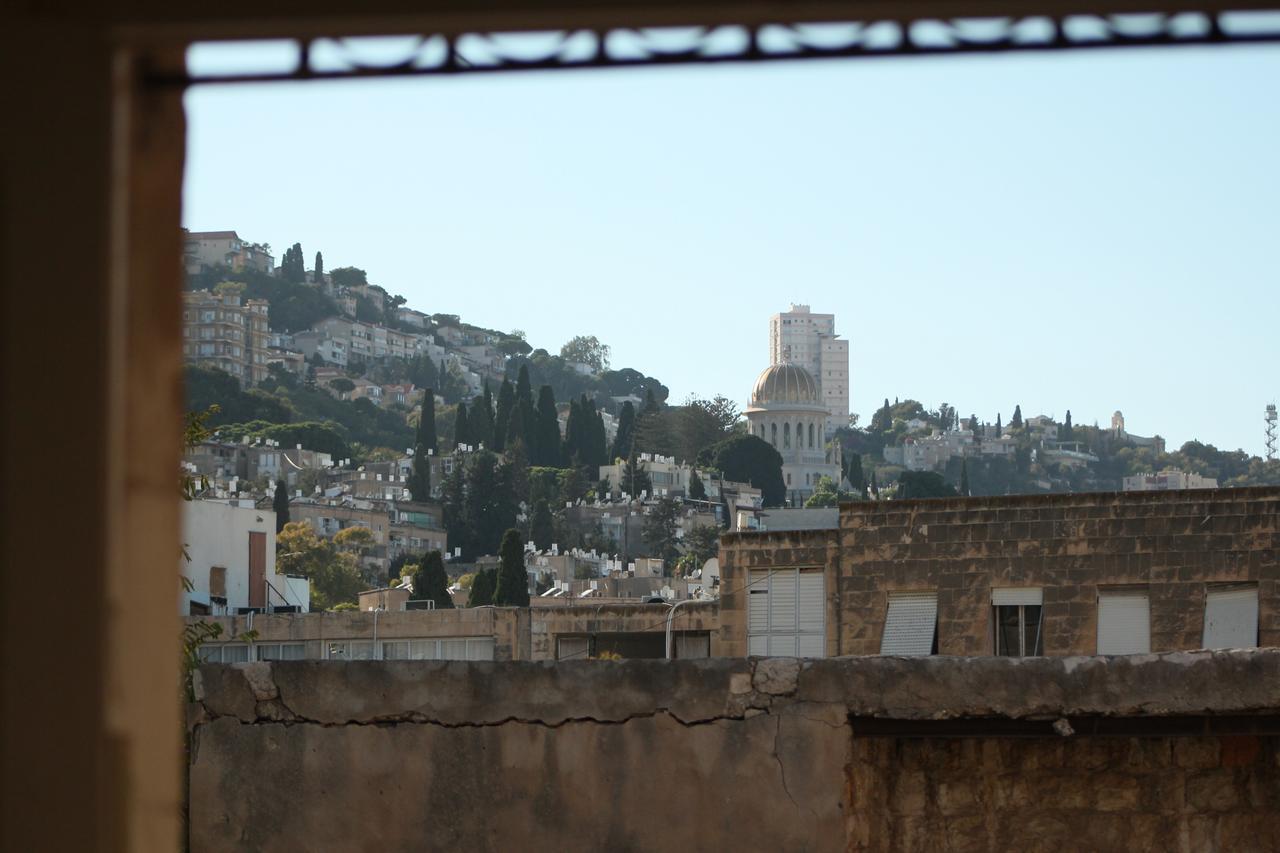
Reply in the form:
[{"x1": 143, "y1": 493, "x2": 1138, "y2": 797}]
[
  {"x1": 720, "y1": 488, "x2": 1280, "y2": 656},
  {"x1": 189, "y1": 651, "x2": 1280, "y2": 852},
  {"x1": 717, "y1": 528, "x2": 837, "y2": 656}
]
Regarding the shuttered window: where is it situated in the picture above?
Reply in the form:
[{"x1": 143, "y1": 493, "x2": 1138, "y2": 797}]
[
  {"x1": 746, "y1": 568, "x2": 825, "y2": 657},
  {"x1": 1097, "y1": 591, "x2": 1150, "y2": 655},
  {"x1": 1203, "y1": 586, "x2": 1258, "y2": 650},
  {"x1": 675, "y1": 633, "x2": 710, "y2": 659},
  {"x1": 880, "y1": 592, "x2": 938, "y2": 656},
  {"x1": 557, "y1": 637, "x2": 590, "y2": 660}
]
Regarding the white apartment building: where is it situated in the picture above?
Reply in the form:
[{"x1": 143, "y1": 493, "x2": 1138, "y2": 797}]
[
  {"x1": 1123, "y1": 469, "x2": 1219, "y2": 492},
  {"x1": 180, "y1": 500, "x2": 310, "y2": 616},
  {"x1": 768, "y1": 304, "x2": 849, "y2": 435}
]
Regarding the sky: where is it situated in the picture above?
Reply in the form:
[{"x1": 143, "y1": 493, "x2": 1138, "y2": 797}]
[{"x1": 184, "y1": 41, "x2": 1280, "y2": 456}]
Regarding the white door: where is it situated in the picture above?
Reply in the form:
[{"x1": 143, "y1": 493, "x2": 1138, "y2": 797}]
[
  {"x1": 1097, "y1": 592, "x2": 1150, "y2": 655},
  {"x1": 1203, "y1": 586, "x2": 1258, "y2": 649}
]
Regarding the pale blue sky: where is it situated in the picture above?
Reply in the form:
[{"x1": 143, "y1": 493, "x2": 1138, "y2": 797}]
[{"x1": 184, "y1": 45, "x2": 1280, "y2": 455}]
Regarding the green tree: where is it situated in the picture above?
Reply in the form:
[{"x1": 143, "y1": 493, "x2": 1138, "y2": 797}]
[
  {"x1": 440, "y1": 462, "x2": 467, "y2": 554},
  {"x1": 960, "y1": 458, "x2": 971, "y2": 497},
  {"x1": 682, "y1": 524, "x2": 720, "y2": 571},
  {"x1": 271, "y1": 479, "x2": 291, "y2": 533},
  {"x1": 1062, "y1": 410, "x2": 1074, "y2": 441},
  {"x1": 707, "y1": 434, "x2": 786, "y2": 507},
  {"x1": 642, "y1": 496, "x2": 681, "y2": 573},
  {"x1": 329, "y1": 266, "x2": 368, "y2": 287},
  {"x1": 276, "y1": 522, "x2": 364, "y2": 610},
  {"x1": 492, "y1": 378, "x2": 514, "y2": 452},
  {"x1": 995, "y1": 413, "x2": 1003, "y2": 436},
  {"x1": 468, "y1": 568, "x2": 496, "y2": 607},
  {"x1": 532, "y1": 385, "x2": 562, "y2": 467},
  {"x1": 897, "y1": 470, "x2": 958, "y2": 499},
  {"x1": 416, "y1": 388, "x2": 438, "y2": 454},
  {"x1": 513, "y1": 363, "x2": 536, "y2": 450},
  {"x1": 493, "y1": 529, "x2": 531, "y2": 606},
  {"x1": 463, "y1": 451, "x2": 517, "y2": 558},
  {"x1": 559, "y1": 334, "x2": 612, "y2": 373},
  {"x1": 1010, "y1": 405, "x2": 1023, "y2": 429},
  {"x1": 620, "y1": 450, "x2": 651, "y2": 497},
  {"x1": 454, "y1": 404, "x2": 471, "y2": 450},
  {"x1": 313, "y1": 251, "x2": 324, "y2": 283},
  {"x1": 805, "y1": 476, "x2": 842, "y2": 507},
  {"x1": 688, "y1": 469, "x2": 706, "y2": 500},
  {"x1": 471, "y1": 384, "x2": 495, "y2": 449},
  {"x1": 611, "y1": 401, "x2": 636, "y2": 461},
  {"x1": 846, "y1": 452, "x2": 866, "y2": 498},
  {"x1": 413, "y1": 551, "x2": 454, "y2": 609},
  {"x1": 530, "y1": 499, "x2": 555, "y2": 551}
]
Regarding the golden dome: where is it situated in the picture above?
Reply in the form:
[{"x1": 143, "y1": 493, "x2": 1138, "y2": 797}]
[{"x1": 750, "y1": 363, "x2": 820, "y2": 407}]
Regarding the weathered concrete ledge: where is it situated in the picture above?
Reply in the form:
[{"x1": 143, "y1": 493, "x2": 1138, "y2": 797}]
[
  {"x1": 194, "y1": 648, "x2": 1280, "y2": 730},
  {"x1": 190, "y1": 651, "x2": 1280, "y2": 853}
]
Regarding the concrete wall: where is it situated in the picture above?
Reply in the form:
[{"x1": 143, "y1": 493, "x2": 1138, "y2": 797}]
[
  {"x1": 189, "y1": 650, "x2": 1280, "y2": 852},
  {"x1": 194, "y1": 602, "x2": 720, "y2": 662},
  {"x1": 720, "y1": 488, "x2": 1280, "y2": 656}
]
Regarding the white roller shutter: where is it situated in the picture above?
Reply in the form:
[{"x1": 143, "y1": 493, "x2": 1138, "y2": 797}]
[
  {"x1": 1097, "y1": 592, "x2": 1150, "y2": 655},
  {"x1": 769, "y1": 634, "x2": 797, "y2": 657},
  {"x1": 992, "y1": 588, "x2": 1043, "y2": 606},
  {"x1": 880, "y1": 592, "x2": 938, "y2": 656},
  {"x1": 748, "y1": 570, "x2": 770, "y2": 635},
  {"x1": 771, "y1": 570, "x2": 798, "y2": 632},
  {"x1": 748, "y1": 634, "x2": 768, "y2": 656},
  {"x1": 797, "y1": 633, "x2": 825, "y2": 658},
  {"x1": 557, "y1": 637, "x2": 589, "y2": 660},
  {"x1": 1203, "y1": 586, "x2": 1258, "y2": 650},
  {"x1": 798, "y1": 571, "x2": 825, "y2": 633}
]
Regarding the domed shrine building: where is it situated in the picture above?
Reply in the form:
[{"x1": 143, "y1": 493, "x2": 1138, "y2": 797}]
[{"x1": 745, "y1": 363, "x2": 842, "y2": 504}]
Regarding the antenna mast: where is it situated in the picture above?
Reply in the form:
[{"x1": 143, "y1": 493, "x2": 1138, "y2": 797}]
[{"x1": 1267, "y1": 403, "x2": 1277, "y2": 462}]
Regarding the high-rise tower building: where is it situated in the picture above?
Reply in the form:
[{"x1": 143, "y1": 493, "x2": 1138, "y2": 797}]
[{"x1": 768, "y1": 304, "x2": 849, "y2": 435}]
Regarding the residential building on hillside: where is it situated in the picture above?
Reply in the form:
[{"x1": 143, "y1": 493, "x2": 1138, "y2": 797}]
[
  {"x1": 1124, "y1": 468, "x2": 1219, "y2": 491},
  {"x1": 180, "y1": 500, "x2": 309, "y2": 617},
  {"x1": 292, "y1": 330, "x2": 348, "y2": 366},
  {"x1": 769, "y1": 304, "x2": 849, "y2": 434},
  {"x1": 598, "y1": 454, "x2": 691, "y2": 498},
  {"x1": 184, "y1": 229, "x2": 274, "y2": 276},
  {"x1": 1112, "y1": 410, "x2": 1167, "y2": 452},
  {"x1": 182, "y1": 290, "x2": 270, "y2": 385}
]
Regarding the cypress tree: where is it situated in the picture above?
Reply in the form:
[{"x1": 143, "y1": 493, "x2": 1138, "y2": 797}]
[
  {"x1": 413, "y1": 550, "x2": 454, "y2": 609},
  {"x1": 492, "y1": 379, "x2": 514, "y2": 452},
  {"x1": 272, "y1": 479, "x2": 290, "y2": 533},
  {"x1": 313, "y1": 251, "x2": 324, "y2": 284},
  {"x1": 960, "y1": 458, "x2": 971, "y2": 497},
  {"x1": 688, "y1": 469, "x2": 706, "y2": 500},
  {"x1": 454, "y1": 404, "x2": 471, "y2": 450},
  {"x1": 493, "y1": 529, "x2": 530, "y2": 607},
  {"x1": 996, "y1": 413, "x2": 1003, "y2": 436},
  {"x1": 612, "y1": 401, "x2": 636, "y2": 461},
  {"x1": 408, "y1": 446, "x2": 432, "y2": 503},
  {"x1": 642, "y1": 387, "x2": 660, "y2": 416},
  {"x1": 417, "y1": 389, "x2": 438, "y2": 454},
  {"x1": 468, "y1": 568, "x2": 496, "y2": 607},
  {"x1": 591, "y1": 406, "x2": 608, "y2": 469},
  {"x1": 533, "y1": 385, "x2": 561, "y2": 467},
  {"x1": 1011, "y1": 405, "x2": 1023, "y2": 429},
  {"x1": 530, "y1": 499, "x2": 554, "y2": 551},
  {"x1": 870, "y1": 469, "x2": 879, "y2": 497},
  {"x1": 563, "y1": 398, "x2": 582, "y2": 463},
  {"x1": 847, "y1": 453, "x2": 866, "y2": 498},
  {"x1": 471, "y1": 383, "x2": 494, "y2": 449},
  {"x1": 1062, "y1": 410, "x2": 1074, "y2": 441}
]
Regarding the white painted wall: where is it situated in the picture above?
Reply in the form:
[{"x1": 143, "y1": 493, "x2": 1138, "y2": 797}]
[{"x1": 180, "y1": 500, "x2": 308, "y2": 615}]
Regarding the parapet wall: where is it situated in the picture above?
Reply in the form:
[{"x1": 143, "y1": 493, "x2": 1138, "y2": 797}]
[{"x1": 190, "y1": 649, "x2": 1280, "y2": 852}]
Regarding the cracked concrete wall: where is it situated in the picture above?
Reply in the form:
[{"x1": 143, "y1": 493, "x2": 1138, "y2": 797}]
[{"x1": 189, "y1": 650, "x2": 1280, "y2": 852}]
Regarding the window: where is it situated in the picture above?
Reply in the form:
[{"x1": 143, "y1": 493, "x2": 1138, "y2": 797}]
[
  {"x1": 992, "y1": 588, "x2": 1043, "y2": 656},
  {"x1": 783, "y1": 422, "x2": 790, "y2": 449},
  {"x1": 770, "y1": 423, "x2": 777, "y2": 446},
  {"x1": 808, "y1": 423, "x2": 814, "y2": 448},
  {"x1": 746, "y1": 568, "x2": 825, "y2": 657},
  {"x1": 557, "y1": 636, "x2": 590, "y2": 660},
  {"x1": 675, "y1": 633, "x2": 711, "y2": 659},
  {"x1": 1097, "y1": 590, "x2": 1150, "y2": 655},
  {"x1": 326, "y1": 640, "x2": 374, "y2": 660},
  {"x1": 256, "y1": 642, "x2": 306, "y2": 661},
  {"x1": 1203, "y1": 584, "x2": 1258, "y2": 649},
  {"x1": 198, "y1": 644, "x2": 249, "y2": 663},
  {"x1": 880, "y1": 592, "x2": 938, "y2": 656}
]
